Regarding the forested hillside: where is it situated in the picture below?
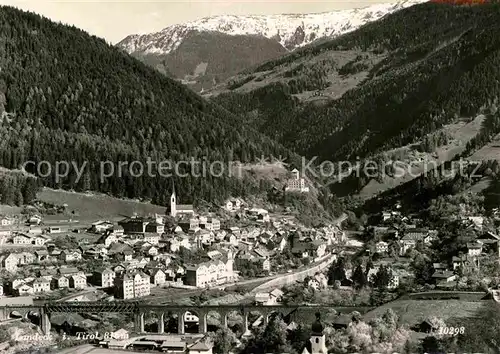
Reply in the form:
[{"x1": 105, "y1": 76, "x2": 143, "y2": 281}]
[
  {"x1": 0, "y1": 6, "x2": 296, "y2": 206},
  {"x1": 210, "y1": 2, "x2": 500, "y2": 163},
  {"x1": 125, "y1": 31, "x2": 288, "y2": 93}
]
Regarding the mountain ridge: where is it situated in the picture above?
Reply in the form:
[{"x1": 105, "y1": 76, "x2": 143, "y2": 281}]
[
  {"x1": 117, "y1": 0, "x2": 428, "y2": 54},
  {"x1": 116, "y1": 0, "x2": 428, "y2": 92}
]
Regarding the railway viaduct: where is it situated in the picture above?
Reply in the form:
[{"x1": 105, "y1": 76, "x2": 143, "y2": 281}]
[{"x1": 0, "y1": 302, "x2": 370, "y2": 335}]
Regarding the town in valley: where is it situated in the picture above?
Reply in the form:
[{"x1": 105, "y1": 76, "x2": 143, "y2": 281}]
[{"x1": 0, "y1": 165, "x2": 497, "y2": 353}]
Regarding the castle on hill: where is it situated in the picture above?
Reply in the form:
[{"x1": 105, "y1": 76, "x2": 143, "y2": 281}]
[{"x1": 285, "y1": 168, "x2": 309, "y2": 193}]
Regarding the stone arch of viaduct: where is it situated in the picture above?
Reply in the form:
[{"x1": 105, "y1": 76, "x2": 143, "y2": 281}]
[
  {"x1": 0, "y1": 306, "x2": 50, "y2": 334},
  {"x1": 135, "y1": 305, "x2": 291, "y2": 334}
]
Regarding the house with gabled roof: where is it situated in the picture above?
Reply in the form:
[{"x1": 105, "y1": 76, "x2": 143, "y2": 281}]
[
  {"x1": 91, "y1": 220, "x2": 114, "y2": 233},
  {"x1": 69, "y1": 274, "x2": 87, "y2": 290},
  {"x1": 235, "y1": 250, "x2": 270, "y2": 272},
  {"x1": 113, "y1": 264, "x2": 126, "y2": 274},
  {"x1": 51, "y1": 275, "x2": 69, "y2": 290},
  {"x1": 13, "y1": 233, "x2": 32, "y2": 245},
  {"x1": 477, "y1": 231, "x2": 500, "y2": 257},
  {"x1": 467, "y1": 241, "x2": 483, "y2": 256},
  {"x1": 255, "y1": 288, "x2": 284, "y2": 306},
  {"x1": 35, "y1": 250, "x2": 50, "y2": 262},
  {"x1": 92, "y1": 268, "x2": 115, "y2": 288},
  {"x1": 38, "y1": 268, "x2": 57, "y2": 278},
  {"x1": 149, "y1": 269, "x2": 166, "y2": 286},
  {"x1": 432, "y1": 270, "x2": 456, "y2": 284},
  {"x1": 224, "y1": 198, "x2": 242, "y2": 212},
  {"x1": 145, "y1": 221, "x2": 164, "y2": 235},
  {"x1": 376, "y1": 241, "x2": 389, "y2": 254},
  {"x1": 28, "y1": 215, "x2": 42, "y2": 225},
  {"x1": 18, "y1": 252, "x2": 35, "y2": 265},
  {"x1": 399, "y1": 228, "x2": 431, "y2": 255},
  {"x1": 143, "y1": 233, "x2": 160, "y2": 245},
  {"x1": 16, "y1": 283, "x2": 34, "y2": 296},
  {"x1": 1, "y1": 253, "x2": 18, "y2": 272},
  {"x1": 59, "y1": 250, "x2": 82, "y2": 263},
  {"x1": 59, "y1": 267, "x2": 84, "y2": 277},
  {"x1": 143, "y1": 245, "x2": 159, "y2": 258},
  {"x1": 0, "y1": 216, "x2": 14, "y2": 227},
  {"x1": 34, "y1": 234, "x2": 50, "y2": 246},
  {"x1": 33, "y1": 278, "x2": 51, "y2": 293},
  {"x1": 97, "y1": 232, "x2": 119, "y2": 248}
]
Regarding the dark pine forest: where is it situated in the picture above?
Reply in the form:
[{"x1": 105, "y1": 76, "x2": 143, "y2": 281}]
[
  {"x1": 0, "y1": 6, "x2": 297, "y2": 206},
  {"x1": 214, "y1": 2, "x2": 500, "y2": 163}
]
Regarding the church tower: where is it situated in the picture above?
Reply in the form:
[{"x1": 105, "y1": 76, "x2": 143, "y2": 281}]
[
  {"x1": 310, "y1": 312, "x2": 327, "y2": 354},
  {"x1": 170, "y1": 182, "x2": 177, "y2": 218}
]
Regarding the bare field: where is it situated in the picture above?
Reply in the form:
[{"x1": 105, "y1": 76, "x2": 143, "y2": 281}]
[
  {"x1": 468, "y1": 132, "x2": 500, "y2": 162},
  {"x1": 466, "y1": 177, "x2": 493, "y2": 194},
  {"x1": 36, "y1": 188, "x2": 166, "y2": 222},
  {"x1": 363, "y1": 299, "x2": 486, "y2": 327},
  {"x1": 436, "y1": 115, "x2": 485, "y2": 161},
  {"x1": 0, "y1": 205, "x2": 23, "y2": 216}
]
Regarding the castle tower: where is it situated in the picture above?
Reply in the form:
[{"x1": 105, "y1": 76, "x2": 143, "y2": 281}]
[
  {"x1": 170, "y1": 182, "x2": 177, "y2": 218},
  {"x1": 310, "y1": 312, "x2": 327, "y2": 354}
]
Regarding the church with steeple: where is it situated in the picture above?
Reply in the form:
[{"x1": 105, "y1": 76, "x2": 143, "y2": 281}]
[
  {"x1": 302, "y1": 312, "x2": 328, "y2": 354},
  {"x1": 167, "y1": 182, "x2": 194, "y2": 218}
]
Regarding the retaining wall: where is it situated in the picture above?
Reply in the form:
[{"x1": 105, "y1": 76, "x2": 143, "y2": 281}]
[{"x1": 251, "y1": 254, "x2": 336, "y2": 293}]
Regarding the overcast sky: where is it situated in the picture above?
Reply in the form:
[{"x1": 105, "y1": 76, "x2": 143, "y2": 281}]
[{"x1": 1, "y1": 0, "x2": 398, "y2": 44}]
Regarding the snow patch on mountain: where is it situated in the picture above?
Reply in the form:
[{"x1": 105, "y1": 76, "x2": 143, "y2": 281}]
[{"x1": 118, "y1": 0, "x2": 428, "y2": 55}]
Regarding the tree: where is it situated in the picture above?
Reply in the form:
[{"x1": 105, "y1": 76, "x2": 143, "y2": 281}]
[
  {"x1": 241, "y1": 317, "x2": 293, "y2": 354},
  {"x1": 372, "y1": 265, "x2": 392, "y2": 290},
  {"x1": 421, "y1": 336, "x2": 448, "y2": 353},
  {"x1": 210, "y1": 328, "x2": 236, "y2": 354},
  {"x1": 288, "y1": 324, "x2": 311, "y2": 354},
  {"x1": 411, "y1": 254, "x2": 434, "y2": 285},
  {"x1": 260, "y1": 317, "x2": 292, "y2": 354},
  {"x1": 328, "y1": 258, "x2": 347, "y2": 285},
  {"x1": 352, "y1": 264, "x2": 367, "y2": 289}
]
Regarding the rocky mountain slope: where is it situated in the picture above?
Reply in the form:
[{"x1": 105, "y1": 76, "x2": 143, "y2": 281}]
[
  {"x1": 117, "y1": 0, "x2": 428, "y2": 91},
  {"x1": 118, "y1": 0, "x2": 428, "y2": 53}
]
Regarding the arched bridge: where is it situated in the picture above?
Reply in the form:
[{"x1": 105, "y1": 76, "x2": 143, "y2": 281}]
[{"x1": 0, "y1": 302, "x2": 372, "y2": 335}]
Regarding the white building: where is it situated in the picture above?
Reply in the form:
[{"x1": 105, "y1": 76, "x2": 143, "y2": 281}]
[
  {"x1": 91, "y1": 220, "x2": 114, "y2": 233},
  {"x1": 376, "y1": 241, "x2": 389, "y2": 254},
  {"x1": 285, "y1": 169, "x2": 309, "y2": 193},
  {"x1": 169, "y1": 185, "x2": 194, "y2": 218},
  {"x1": 115, "y1": 272, "x2": 151, "y2": 299},
  {"x1": 467, "y1": 241, "x2": 483, "y2": 257},
  {"x1": 33, "y1": 278, "x2": 51, "y2": 293},
  {"x1": 0, "y1": 217, "x2": 14, "y2": 226},
  {"x1": 185, "y1": 258, "x2": 233, "y2": 288},
  {"x1": 224, "y1": 198, "x2": 241, "y2": 212},
  {"x1": 70, "y1": 275, "x2": 87, "y2": 290},
  {"x1": 48, "y1": 227, "x2": 62, "y2": 234}
]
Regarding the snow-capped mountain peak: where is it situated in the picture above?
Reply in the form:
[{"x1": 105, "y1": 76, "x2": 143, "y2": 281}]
[{"x1": 117, "y1": 0, "x2": 428, "y2": 55}]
